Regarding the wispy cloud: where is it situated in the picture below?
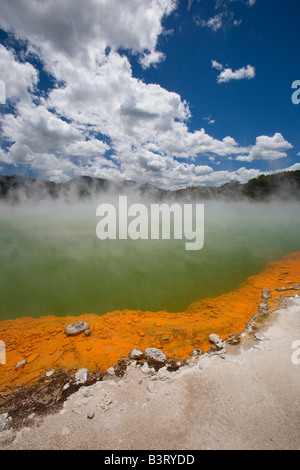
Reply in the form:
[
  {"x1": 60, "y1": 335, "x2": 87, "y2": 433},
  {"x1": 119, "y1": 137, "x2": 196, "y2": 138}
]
[
  {"x1": 196, "y1": 13, "x2": 225, "y2": 31},
  {"x1": 193, "y1": 0, "x2": 256, "y2": 31},
  {"x1": 212, "y1": 59, "x2": 224, "y2": 71},
  {"x1": 203, "y1": 116, "x2": 216, "y2": 125}
]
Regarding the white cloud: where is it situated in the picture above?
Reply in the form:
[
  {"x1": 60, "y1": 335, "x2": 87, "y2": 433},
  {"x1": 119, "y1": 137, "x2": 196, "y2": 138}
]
[
  {"x1": 233, "y1": 19, "x2": 243, "y2": 26},
  {"x1": 280, "y1": 163, "x2": 300, "y2": 172},
  {"x1": 1, "y1": 104, "x2": 79, "y2": 162},
  {"x1": 0, "y1": 0, "x2": 176, "y2": 68},
  {"x1": 212, "y1": 60, "x2": 255, "y2": 84},
  {"x1": 212, "y1": 60, "x2": 224, "y2": 71},
  {"x1": 195, "y1": 161, "x2": 298, "y2": 190},
  {"x1": 195, "y1": 0, "x2": 255, "y2": 32},
  {"x1": 229, "y1": 0, "x2": 256, "y2": 6},
  {"x1": 186, "y1": 166, "x2": 262, "y2": 187},
  {"x1": 237, "y1": 133, "x2": 293, "y2": 162},
  {"x1": 156, "y1": 127, "x2": 250, "y2": 159},
  {"x1": 217, "y1": 64, "x2": 256, "y2": 83},
  {"x1": 203, "y1": 116, "x2": 215, "y2": 125},
  {"x1": 65, "y1": 140, "x2": 110, "y2": 158},
  {"x1": 0, "y1": 0, "x2": 295, "y2": 190},
  {"x1": 0, "y1": 45, "x2": 38, "y2": 102},
  {"x1": 139, "y1": 50, "x2": 166, "y2": 69},
  {"x1": 197, "y1": 14, "x2": 224, "y2": 32}
]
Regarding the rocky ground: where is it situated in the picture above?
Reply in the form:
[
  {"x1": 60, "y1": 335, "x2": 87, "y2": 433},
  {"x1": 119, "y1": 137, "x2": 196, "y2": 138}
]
[{"x1": 0, "y1": 295, "x2": 299, "y2": 450}]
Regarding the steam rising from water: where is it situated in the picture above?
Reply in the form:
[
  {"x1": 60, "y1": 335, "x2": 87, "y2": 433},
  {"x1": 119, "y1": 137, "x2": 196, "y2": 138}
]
[{"x1": 0, "y1": 188, "x2": 300, "y2": 320}]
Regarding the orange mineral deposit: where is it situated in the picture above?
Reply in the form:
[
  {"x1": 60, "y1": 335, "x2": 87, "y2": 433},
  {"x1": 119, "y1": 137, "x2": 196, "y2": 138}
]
[{"x1": 1, "y1": 251, "x2": 300, "y2": 392}]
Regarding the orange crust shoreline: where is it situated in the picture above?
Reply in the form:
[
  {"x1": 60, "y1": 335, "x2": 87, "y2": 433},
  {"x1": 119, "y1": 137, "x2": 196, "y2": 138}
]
[{"x1": 1, "y1": 251, "x2": 300, "y2": 392}]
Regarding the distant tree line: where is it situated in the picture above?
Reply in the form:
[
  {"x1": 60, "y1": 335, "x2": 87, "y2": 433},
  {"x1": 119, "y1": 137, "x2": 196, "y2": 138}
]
[
  {"x1": 175, "y1": 171, "x2": 300, "y2": 201},
  {"x1": 0, "y1": 171, "x2": 300, "y2": 203}
]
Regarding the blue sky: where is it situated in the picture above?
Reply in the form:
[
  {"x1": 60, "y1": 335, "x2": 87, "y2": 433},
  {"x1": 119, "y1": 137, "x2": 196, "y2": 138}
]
[{"x1": 0, "y1": 0, "x2": 299, "y2": 189}]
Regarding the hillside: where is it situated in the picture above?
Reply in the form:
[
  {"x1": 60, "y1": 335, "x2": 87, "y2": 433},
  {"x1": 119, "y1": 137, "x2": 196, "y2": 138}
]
[{"x1": 0, "y1": 171, "x2": 300, "y2": 203}]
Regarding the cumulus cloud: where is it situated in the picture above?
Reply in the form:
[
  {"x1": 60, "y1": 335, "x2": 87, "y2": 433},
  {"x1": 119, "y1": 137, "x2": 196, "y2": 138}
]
[
  {"x1": 0, "y1": 0, "x2": 294, "y2": 189},
  {"x1": 236, "y1": 133, "x2": 293, "y2": 162},
  {"x1": 0, "y1": 45, "x2": 38, "y2": 102},
  {"x1": 1, "y1": 101, "x2": 83, "y2": 159},
  {"x1": 65, "y1": 140, "x2": 110, "y2": 159},
  {"x1": 0, "y1": 1, "x2": 185, "y2": 185},
  {"x1": 0, "y1": 0, "x2": 176, "y2": 66}
]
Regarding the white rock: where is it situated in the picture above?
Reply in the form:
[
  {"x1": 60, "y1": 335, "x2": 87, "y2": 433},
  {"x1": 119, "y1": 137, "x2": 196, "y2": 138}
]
[
  {"x1": 15, "y1": 359, "x2": 26, "y2": 370},
  {"x1": 145, "y1": 348, "x2": 167, "y2": 365},
  {"x1": 75, "y1": 368, "x2": 89, "y2": 384},
  {"x1": 128, "y1": 348, "x2": 144, "y2": 360},
  {"x1": 65, "y1": 321, "x2": 90, "y2": 336},
  {"x1": 208, "y1": 334, "x2": 222, "y2": 345},
  {"x1": 0, "y1": 413, "x2": 11, "y2": 432},
  {"x1": 157, "y1": 366, "x2": 171, "y2": 381},
  {"x1": 140, "y1": 363, "x2": 150, "y2": 374},
  {"x1": 254, "y1": 333, "x2": 269, "y2": 341}
]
